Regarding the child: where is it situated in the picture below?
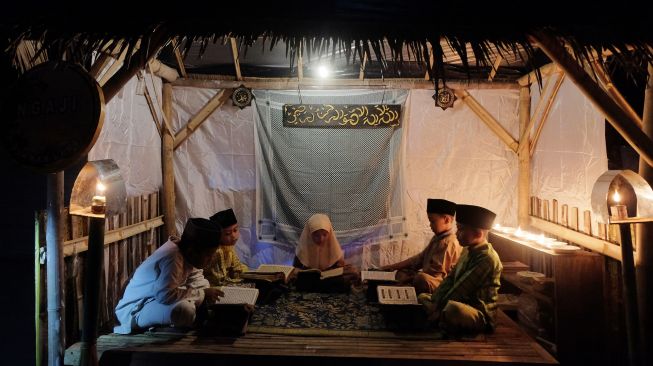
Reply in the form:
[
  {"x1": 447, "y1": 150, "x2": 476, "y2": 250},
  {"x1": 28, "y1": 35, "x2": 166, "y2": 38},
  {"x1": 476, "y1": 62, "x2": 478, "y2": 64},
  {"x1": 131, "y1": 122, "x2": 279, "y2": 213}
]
[
  {"x1": 204, "y1": 208, "x2": 250, "y2": 285},
  {"x1": 380, "y1": 199, "x2": 461, "y2": 294},
  {"x1": 114, "y1": 218, "x2": 224, "y2": 333},
  {"x1": 419, "y1": 204, "x2": 502, "y2": 335},
  {"x1": 293, "y1": 213, "x2": 345, "y2": 270}
]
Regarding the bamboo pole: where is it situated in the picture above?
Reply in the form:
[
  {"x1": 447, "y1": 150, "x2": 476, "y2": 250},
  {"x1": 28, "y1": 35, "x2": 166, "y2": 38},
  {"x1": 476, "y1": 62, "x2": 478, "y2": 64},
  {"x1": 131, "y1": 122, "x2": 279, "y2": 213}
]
[
  {"x1": 455, "y1": 89, "x2": 519, "y2": 152},
  {"x1": 593, "y1": 60, "x2": 642, "y2": 128},
  {"x1": 359, "y1": 53, "x2": 367, "y2": 80},
  {"x1": 517, "y1": 70, "x2": 554, "y2": 153},
  {"x1": 531, "y1": 31, "x2": 653, "y2": 168},
  {"x1": 62, "y1": 216, "x2": 164, "y2": 256},
  {"x1": 488, "y1": 54, "x2": 503, "y2": 82},
  {"x1": 230, "y1": 37, "x2": 242, "y2": 81},
  {"x1": 518, "y1": 86, "x2": 531, "y2": 228},
  {"x1": 530, "y1": 72, "x2": 566, "y2": 157},
  {"x1": 173, "y1": 89, "x2": 229, "y2": 150},
  {"x1": 46, "y1": 172, "x2": 65, "y2": 366},
  {"x1": 171, "y1": 39, "x2": 188, "y2": 78},
  {"x1": 162, "y1": 83, "x2": 176, "y2": 237},
  {"x1": 102, "y1": 28, "x2": 169, "y2": 103},
  {"x1": 636, "y1": 62, "x2": 653, "y2": 366},
  {"x1": 173, "y1": 77, "x2": 519, "y2": 90},
  {"x1": 34, "y1": 212, "x2": 42, "y2": 366}
]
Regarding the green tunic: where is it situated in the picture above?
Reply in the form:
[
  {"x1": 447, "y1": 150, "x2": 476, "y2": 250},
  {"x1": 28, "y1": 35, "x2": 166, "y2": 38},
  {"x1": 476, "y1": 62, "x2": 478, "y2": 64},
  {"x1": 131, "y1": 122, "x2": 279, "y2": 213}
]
[{"x1": 431, "y1": 242, "x2": 502, "y2": 330}]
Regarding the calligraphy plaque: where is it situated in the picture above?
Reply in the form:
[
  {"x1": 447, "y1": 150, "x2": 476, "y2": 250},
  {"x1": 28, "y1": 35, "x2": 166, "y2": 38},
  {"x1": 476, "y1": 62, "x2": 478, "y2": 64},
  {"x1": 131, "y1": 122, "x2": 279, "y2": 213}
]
[
  {"x1": 283, "y1": 104, "x2": 401, "y2": 128},
  {"x1": 1, "y1": 61, "x2": 104, "y2": 172}
]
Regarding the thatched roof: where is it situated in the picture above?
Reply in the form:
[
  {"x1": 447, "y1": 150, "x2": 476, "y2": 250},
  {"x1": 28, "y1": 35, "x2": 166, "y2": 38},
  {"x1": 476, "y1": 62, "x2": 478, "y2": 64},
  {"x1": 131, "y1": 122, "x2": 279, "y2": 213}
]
[{"x1": 3, "y1": 1, "x2": 652, "y2": 84}]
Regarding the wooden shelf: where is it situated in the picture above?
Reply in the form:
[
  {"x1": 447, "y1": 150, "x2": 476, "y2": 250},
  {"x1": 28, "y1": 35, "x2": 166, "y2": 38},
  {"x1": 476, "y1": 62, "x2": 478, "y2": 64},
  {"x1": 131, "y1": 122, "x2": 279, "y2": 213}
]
[
  {"x1": 501, "y1": 272, "x2": 553, "y2": 307},
  {"x1": 490, "y1": 231, "x2": 604, "y2": 365}
]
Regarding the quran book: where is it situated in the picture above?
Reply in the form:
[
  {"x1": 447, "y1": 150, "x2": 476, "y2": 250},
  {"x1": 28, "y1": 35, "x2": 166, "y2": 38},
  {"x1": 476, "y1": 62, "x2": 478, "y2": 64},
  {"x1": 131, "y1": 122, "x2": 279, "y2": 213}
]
[
  {"x1": 297, "y1": 266, "x2": 344, "y2": 280},
  {"x1": 377, "y1": 285, "x2": 418, "y2": 305},
  {"x1": 361, "y1": 270, "x2": 397, "y2": 282},
  {"x1": 216, "y1": 286, "x2": 259, "y2": 305},
  {"x1": 320, "y1": 266, "x2": 344, "y2": 279},
  {"x1": 254, "y1": 264, "x2": 295, "y2": 280}
]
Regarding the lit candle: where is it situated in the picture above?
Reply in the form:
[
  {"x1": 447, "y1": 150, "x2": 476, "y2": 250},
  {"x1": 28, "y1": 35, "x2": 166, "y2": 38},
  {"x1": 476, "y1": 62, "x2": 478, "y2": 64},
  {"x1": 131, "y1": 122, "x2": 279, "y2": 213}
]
[
  {"x1": 610, "y1": 190, "x2": 628, "y2": 220},
  {"x1": 92, "y1": 182, "x2": 107, "y2": 214}
]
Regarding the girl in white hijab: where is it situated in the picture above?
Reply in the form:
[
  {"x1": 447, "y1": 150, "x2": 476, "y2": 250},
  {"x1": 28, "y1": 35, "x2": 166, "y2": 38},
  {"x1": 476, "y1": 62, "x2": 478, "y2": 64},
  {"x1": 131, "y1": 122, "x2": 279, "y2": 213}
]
[{"x1": 293, "y1": 213, "x2": 345, "y2": 271}]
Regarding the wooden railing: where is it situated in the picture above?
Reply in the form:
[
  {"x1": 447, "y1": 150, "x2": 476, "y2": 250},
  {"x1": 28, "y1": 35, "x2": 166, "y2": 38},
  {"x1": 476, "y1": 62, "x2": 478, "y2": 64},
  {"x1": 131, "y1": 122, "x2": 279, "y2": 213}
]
[{"x1": 37, "y1": 191, "x2": 163, "y2": 348}]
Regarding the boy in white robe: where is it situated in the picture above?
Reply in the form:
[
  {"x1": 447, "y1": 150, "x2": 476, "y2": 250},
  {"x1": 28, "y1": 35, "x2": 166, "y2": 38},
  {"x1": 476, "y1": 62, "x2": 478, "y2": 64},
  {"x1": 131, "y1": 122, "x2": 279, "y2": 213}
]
[{"x1": 114, "y1": 218, "x2": 224, "y2": 334}]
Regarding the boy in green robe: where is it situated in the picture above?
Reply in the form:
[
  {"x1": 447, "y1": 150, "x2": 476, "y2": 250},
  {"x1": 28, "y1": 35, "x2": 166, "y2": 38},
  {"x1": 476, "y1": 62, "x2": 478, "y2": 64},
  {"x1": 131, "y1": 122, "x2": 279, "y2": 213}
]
[{"x1": 419, "y1": 204, "x2": 502, "y2": 334}]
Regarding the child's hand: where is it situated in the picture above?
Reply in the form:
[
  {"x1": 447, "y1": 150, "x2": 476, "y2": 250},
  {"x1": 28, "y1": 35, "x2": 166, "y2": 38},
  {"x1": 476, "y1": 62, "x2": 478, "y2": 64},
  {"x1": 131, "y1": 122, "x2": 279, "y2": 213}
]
[{"x1": 204, "y1": 287, "x2": 224, "y2": 304}]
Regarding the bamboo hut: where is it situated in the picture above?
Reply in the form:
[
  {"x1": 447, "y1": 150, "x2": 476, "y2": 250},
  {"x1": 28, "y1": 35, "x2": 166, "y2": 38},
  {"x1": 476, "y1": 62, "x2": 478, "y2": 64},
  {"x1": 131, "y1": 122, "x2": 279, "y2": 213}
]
[{"x1": 1, "y1": 2, "x2": 652, "y2": 365}]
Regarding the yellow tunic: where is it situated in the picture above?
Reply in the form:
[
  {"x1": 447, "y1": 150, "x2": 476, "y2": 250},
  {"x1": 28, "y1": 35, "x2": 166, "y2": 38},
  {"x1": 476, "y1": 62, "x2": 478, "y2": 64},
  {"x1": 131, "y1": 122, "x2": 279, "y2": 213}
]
[{"x1": 203, "y1": 246, "x2": 249, "y2": 286}]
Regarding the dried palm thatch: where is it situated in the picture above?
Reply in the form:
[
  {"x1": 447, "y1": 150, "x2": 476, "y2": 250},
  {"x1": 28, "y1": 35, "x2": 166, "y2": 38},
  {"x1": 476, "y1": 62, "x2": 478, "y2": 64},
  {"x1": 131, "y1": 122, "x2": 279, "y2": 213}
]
[{"x1": 3, "y1": 1, "x2": 652, "y2": 86}]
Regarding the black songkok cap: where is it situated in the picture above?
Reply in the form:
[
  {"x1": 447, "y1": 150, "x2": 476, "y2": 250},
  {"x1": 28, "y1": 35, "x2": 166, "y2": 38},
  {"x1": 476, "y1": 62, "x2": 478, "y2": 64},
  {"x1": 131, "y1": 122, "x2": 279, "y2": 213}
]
[
  {"x1": 455, "y1": 204, "x2": 496, "y2": 230},
  {"x1": 181, "y1": 218, "x2": 221, "y2": 248},
  {"x1": 426, "y1": 199, "x2": 456, "y2": 216},
  {"x1": 210, "y1": 208, "x2": 238, "y2": 228}
]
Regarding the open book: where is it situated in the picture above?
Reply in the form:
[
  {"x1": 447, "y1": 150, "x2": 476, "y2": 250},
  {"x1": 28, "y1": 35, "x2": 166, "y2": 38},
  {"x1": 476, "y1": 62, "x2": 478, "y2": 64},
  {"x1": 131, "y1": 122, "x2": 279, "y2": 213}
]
[
  {"x1": 298, "y1": 266, "x2": 344, "y2": 279},
  {"x1": 361, "y1": 270, "x2": 397, "y2": 282},
  {"x1": 244, "y1": 264, "x2": 295, "y2": 282},
  {"x1": 377, "y1": 285, "x2": 418, "y2": 305},
  {"x1": 215, "y1": 286, "x2": 259, "y2": 305}
]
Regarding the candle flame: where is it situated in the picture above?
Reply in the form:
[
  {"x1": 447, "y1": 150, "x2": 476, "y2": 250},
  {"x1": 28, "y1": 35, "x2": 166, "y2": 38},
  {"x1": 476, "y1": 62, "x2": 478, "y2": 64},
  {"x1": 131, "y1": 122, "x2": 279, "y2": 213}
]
[
  {"x1": 96, "y1": 182, "x2": 106, "y2": 194},
  {"x1": 612, "y1": 190, "x2": 621, "y2": 203}
]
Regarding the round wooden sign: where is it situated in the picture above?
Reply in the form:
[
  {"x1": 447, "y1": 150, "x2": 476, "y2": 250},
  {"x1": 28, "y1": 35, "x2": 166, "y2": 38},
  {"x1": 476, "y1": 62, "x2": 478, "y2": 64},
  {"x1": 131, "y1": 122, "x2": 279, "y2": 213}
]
[{"x1": 1, "y1": 61, "x2": 104, "y2": 173}]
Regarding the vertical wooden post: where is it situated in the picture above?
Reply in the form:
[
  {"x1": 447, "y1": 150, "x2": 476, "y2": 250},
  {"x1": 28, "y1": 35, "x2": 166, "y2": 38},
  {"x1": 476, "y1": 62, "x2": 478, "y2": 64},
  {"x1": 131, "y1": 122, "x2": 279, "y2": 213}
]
[
  {"x1": 161, "y1": 83, "x2": 177, "y2": 237},
  {"x1": 78, "y1": 216, "x2": 105, "y2": 366},
  {"x1": 46, "y1": 172, "x2": 65, "y2": 366},
  {"x1": 636, "y1": 62, "x2": 653, "y2": 366},
  {"x1": 518, "y1": 86, "x2": 531, "y2": 228},
  {"x1": 552, "y1": 199, "x2": 559, "y2": 224},
  {"x1": 616, "y1": 223, "x2": 642, "y2": 366}
]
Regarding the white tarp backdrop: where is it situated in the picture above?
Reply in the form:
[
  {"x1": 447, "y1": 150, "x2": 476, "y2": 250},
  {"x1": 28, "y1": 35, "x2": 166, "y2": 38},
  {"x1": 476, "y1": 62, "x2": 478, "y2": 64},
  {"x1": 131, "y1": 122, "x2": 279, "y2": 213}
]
[{"x1": 90, "y1": 76, "x2": 607, "y2": 268}]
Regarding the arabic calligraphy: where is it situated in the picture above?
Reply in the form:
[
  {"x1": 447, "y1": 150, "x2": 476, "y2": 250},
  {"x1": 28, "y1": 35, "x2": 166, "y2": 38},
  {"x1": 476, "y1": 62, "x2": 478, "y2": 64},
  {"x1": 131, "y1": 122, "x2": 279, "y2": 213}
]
[{"x1": 283, "y1": 104, "x2": 401, "y2": 128}]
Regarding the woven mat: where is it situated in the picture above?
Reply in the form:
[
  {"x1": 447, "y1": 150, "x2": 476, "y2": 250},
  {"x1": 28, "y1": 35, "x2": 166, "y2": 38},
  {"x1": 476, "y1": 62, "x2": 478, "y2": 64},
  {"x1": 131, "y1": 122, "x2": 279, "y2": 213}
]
[{"x1": 248, "y1": 287, "x2": 465, "y2": 340}]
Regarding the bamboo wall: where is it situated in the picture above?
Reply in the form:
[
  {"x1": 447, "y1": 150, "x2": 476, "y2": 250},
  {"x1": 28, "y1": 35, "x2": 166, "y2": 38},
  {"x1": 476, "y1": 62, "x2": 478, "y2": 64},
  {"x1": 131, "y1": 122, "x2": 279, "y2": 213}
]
[{"x1": 37, "y1": 191, "x2": 162, "y2": 352}]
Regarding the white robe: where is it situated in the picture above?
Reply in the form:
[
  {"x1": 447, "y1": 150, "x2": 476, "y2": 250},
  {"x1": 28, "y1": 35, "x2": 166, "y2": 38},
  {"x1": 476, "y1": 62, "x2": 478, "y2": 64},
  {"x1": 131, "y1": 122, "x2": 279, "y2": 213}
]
[{"x1": 114, "y1": 239, "x2": 209, "y2": 334}]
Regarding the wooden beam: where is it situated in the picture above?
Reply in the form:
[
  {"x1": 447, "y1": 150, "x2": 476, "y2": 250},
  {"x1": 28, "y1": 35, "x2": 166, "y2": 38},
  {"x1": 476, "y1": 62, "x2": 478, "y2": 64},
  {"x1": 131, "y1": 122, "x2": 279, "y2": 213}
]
[
  {"x1": 529, "y1": 216, "x2": 622, "y2": 261},
  {"x1": 230, "y1": 37, "x2": 242, "y2": 81},
  {"x1": 593, "y1": 60, "x2": 642, "y2": 128},
  {"x1": 518, "y1": 86, "x2": 531, "y2": 228},
  {"x1": 455, "y1": 89, "x2": 519, "y2": 152},
  {"x1": 161, "y1": 83, "x2": 177, "y2": 237},
  {"x1": 488, "y1": 54, "x2": 503, "y2": 82},
  {"x1": 63, "y1": 216, "x2": 164, "y2": 257},
  {"x1": 173, "y1": 77, "x2": 519, "y2": 90},
  {"x1": 173, "y1": 89, "x2": 230, "y2": 150},
  {"x1": 171, "y1": 39, "x2": 187, "y2": 78},
  {"x1": 532, "y1": 31, "x2": 653, "y2": 168},
  {"x1": 102, "y1": 28, "x2": 169, "y2": 103},
  {"x1": 529, "y1": 72, "x2": 566, "y2": 157}
]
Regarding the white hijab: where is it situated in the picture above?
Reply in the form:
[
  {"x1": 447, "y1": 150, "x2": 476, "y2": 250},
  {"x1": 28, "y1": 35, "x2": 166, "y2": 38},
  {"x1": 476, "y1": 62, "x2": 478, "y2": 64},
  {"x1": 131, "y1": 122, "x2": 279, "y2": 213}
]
[{"x1": 295, "y1": 213, "x2": 344, "y2": 270}]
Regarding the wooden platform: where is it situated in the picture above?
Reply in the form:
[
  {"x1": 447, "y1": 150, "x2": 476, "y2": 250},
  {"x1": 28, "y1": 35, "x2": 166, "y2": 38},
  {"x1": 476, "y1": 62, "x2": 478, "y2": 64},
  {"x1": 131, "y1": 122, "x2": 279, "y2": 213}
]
[{"x1": 65, "y1": 311, "x2": 557, "y2": 366}]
